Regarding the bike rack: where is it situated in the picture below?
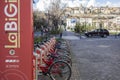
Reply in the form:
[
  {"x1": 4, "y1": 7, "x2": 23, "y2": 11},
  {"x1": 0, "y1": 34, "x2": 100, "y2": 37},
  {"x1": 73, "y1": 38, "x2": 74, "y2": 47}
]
[{"x1": 33, "y1": 37, "x2": 57, "y2": 80}]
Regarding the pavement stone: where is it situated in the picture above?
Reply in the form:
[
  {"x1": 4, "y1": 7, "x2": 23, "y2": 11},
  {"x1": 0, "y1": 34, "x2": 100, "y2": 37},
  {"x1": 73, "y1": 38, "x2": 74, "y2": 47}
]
[
  {"x1": 67, "y1": 41, "x2": 81, "y2": 80},
  {"x1": 69, "y1": 38, "x2": 120, "y2": 80}
]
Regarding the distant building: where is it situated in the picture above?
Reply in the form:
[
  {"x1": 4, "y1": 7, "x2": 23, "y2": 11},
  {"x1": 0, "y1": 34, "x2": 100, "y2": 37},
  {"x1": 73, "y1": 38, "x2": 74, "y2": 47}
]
[
  {"x1": 64, "y1": 6, "x2": 120, "y2": 31},
  {"x1": 116, "y1": 17, "x2": 120, "y2": 25}
]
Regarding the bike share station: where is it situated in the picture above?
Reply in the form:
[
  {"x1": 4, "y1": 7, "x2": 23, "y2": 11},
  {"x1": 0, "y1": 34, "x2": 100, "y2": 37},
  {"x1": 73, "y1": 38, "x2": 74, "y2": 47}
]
[{"x1": 0, "y1": 0, "x2": 72, "y2": 80}]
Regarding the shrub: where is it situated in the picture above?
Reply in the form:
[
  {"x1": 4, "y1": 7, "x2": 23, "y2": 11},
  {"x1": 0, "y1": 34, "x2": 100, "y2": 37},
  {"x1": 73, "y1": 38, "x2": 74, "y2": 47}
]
[
  {"x1": 50, "y1": 29, "x2": 60, "y2": 35},
  {"x1": 34, "y1": 37, "x2": 44, "y2": 44}
]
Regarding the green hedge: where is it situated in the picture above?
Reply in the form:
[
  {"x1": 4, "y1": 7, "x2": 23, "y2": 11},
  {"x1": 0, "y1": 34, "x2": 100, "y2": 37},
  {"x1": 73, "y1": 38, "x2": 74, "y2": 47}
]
[
  {"x1": 50, "y1": 29, "x2": 61, "y2": 35},
  {"x1": 34, "y1": 37, "x2": 44, "y2": 43}
]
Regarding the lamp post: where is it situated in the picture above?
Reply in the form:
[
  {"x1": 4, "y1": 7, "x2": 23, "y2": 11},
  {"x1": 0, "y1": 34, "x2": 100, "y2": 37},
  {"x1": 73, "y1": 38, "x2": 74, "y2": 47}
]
[{"x1": 113, "y1": 23, "x2": 117, "y2": 38}]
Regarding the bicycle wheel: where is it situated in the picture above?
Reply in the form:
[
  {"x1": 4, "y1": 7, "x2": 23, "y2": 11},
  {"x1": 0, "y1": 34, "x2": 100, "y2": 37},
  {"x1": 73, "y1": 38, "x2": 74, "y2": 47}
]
[
  {"x1": 55, "y1": 55, "x2": 72, "y2": 66},
  {"x1": 49, "y1": 61, "x2": 72, "y2": 80},
  {"x1": 57, "y1": 49, "x2": 70, "y2": 55}
]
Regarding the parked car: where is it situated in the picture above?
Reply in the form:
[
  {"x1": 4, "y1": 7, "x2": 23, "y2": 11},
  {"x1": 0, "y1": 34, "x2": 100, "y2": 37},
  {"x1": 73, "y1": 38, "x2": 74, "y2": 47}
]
[
  {"x1": 118, "y1": 33, "x2": 120, "y2": 36},
  {"x1": 85, "y1": 29, "x2": 109, "y2": 37},
  {"x1": 117, "y1": 33, "x2": 120, "y2": 37}
]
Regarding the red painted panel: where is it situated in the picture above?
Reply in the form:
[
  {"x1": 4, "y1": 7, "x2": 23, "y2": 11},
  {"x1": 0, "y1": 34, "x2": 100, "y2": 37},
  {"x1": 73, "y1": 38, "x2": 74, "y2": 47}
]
[{"x1": 0, "y1": 0, "x2": 33, "y2": 80}]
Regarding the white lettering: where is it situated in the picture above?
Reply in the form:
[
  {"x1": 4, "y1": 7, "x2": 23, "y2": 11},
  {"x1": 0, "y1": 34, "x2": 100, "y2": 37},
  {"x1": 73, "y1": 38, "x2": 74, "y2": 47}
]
[
  {"x1": 5, "y1": 22, "x2": 17, "y2": 31},
  {"x1": 4, "y1": 4, "x2": 17, "y2": 17}
]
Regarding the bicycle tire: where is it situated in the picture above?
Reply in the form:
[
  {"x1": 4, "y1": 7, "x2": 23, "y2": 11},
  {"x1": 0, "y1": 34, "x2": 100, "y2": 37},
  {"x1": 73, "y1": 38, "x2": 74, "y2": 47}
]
[
  {"x1": 49, "y1": 61, "x2": 72, "y2": 80},
  {"x1": 55, "y1": 55, "x2": 72, "y2": 66},
  {"x1": 57, "y1": 48, "x2": 70, "y2": 54}
]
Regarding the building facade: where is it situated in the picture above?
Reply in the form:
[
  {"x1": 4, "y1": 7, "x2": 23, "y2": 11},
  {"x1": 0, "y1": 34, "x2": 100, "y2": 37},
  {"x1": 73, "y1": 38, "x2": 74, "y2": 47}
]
[{"x1": 64, "y1": 6, "x2": 120, "y2": 31}]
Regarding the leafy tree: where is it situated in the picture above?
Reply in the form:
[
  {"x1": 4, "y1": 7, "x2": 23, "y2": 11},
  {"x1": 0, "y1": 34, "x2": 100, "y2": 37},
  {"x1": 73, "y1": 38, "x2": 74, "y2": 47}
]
[
  {"x1": 33, "y1": 10, "x2": 47, "y2": 31},
  {"x1": 74, "y1": 23, "x2": 86, "y2": 33}
]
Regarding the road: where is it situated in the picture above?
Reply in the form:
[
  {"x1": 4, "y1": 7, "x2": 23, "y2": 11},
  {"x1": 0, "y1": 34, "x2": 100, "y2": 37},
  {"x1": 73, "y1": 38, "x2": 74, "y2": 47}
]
[{"x1": 63, "y1": 31, "x2": 120, "y2": 80}]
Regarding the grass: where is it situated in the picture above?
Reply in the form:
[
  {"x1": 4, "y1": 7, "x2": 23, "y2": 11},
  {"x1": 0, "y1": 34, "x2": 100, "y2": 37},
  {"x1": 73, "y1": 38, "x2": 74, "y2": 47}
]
[{"x1": 34, "y1": 36, "x2": 45, "y2": 44}]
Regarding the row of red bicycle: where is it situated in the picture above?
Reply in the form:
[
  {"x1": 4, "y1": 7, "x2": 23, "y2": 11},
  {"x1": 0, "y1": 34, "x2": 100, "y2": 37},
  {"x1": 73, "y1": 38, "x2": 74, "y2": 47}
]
[{"x1": 33, "y1": 37, "x2": 72, "y2": 80}]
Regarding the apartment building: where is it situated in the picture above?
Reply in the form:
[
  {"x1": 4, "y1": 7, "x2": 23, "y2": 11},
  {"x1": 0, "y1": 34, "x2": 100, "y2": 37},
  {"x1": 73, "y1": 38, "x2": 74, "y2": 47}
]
[{"x1": 64, "y1": 6, "x2": 120, "y2": 31}]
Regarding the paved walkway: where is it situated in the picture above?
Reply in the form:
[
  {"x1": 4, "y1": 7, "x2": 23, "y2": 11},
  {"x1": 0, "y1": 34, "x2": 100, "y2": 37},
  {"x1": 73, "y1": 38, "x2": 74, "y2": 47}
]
[
  {"x1": 62, "y1": 36, "x2": 80, "y2": 40},
  {"x1": 62, "y1": 31, "x2": 80, "y2": 40},
  {"x1": 66, "y1": 31, "x2": 120, "y2": 80},
  {"x1": 62, "y1": 31, "x2": 81, "y2": 80}
]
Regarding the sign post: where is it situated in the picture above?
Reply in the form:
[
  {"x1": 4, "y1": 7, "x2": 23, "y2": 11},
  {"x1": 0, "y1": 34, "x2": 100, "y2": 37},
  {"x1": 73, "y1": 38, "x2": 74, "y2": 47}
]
[{"x1": 0, "y1": 0, "x2": 33, "y2": 80}]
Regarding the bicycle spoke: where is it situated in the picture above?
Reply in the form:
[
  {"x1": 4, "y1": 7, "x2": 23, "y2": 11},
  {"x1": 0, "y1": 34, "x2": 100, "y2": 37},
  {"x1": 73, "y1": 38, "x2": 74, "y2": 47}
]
[{"x1": 49, "y1": 61, "x2": 71, "y2": 80}]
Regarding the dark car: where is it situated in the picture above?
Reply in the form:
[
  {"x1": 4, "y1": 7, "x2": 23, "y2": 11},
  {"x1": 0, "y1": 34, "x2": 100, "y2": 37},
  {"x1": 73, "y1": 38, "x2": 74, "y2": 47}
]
[
  {"x1": 117, "y1": 33, "x2": 120, "y2": 38},
  {"x1": 85, "y1": 29, "x2": 109, "y2": 37},
  {"x1": 118, "y1": 33, "x2": 120, "y2": 36}
]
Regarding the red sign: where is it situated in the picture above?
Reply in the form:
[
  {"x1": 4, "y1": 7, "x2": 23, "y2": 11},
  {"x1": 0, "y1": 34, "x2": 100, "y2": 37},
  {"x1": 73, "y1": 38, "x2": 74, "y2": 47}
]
[{"x1": 0, "y1": 0, "x2": 33, "y2": 80}]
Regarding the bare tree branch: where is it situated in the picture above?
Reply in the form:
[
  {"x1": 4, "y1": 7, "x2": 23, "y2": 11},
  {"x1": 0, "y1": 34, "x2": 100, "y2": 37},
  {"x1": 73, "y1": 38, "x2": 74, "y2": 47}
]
[{"x1": 45, "y1": 0, "x2": 67, "y2": 30}]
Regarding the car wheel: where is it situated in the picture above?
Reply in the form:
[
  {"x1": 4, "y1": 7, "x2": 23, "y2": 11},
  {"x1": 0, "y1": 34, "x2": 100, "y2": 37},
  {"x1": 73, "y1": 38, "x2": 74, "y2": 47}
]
[
  {"x1": 88, "y1": 34, "x2": 92, "y2": 37},
  {"x1": 118, "y1": 33, "x2": 120, "y2": 36},
  {"x1": 103, "y1": 34, "x2": 107, "y2": 38}
]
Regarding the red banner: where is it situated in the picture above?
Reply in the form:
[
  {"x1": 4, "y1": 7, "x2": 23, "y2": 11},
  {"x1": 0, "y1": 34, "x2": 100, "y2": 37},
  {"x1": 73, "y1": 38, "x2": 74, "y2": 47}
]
[{"x1": 0, "y1": 0, "x2": 33, "y2": 80}]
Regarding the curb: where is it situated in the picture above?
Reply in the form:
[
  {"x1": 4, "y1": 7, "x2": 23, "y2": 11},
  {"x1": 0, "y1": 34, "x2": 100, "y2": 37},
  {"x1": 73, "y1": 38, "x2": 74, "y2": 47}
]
[{"x1": 66, "y1": 40, "x2": 81, "y2": 80}]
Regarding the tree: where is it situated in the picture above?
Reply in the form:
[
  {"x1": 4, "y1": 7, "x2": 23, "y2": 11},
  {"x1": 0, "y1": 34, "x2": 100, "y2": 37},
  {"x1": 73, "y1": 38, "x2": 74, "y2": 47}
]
[
  {"x1": 46, "y1": 0, "x2": 67, "y2": 30},
  {"x1": 33, "y1": 10, "x2": 47, "y2": 31}
]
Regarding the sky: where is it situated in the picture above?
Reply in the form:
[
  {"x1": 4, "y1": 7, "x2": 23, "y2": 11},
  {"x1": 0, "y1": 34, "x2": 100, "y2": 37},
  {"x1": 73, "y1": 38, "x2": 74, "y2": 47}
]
[{"x1": 33, "y1": 0, "x2": 120, "y2": 11}]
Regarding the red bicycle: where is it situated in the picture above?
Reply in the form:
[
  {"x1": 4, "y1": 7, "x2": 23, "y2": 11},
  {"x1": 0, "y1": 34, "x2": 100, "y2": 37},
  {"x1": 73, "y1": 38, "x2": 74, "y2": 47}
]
[
  {"x1": 34, "y1": 37, "x2": 72, "y2": 80},
  {"x1": 35, "y1": 50, "x2": 72, "y2": 80},
  {"x1": 35, "y1": 47, "x2": 72, "y2": 80}
]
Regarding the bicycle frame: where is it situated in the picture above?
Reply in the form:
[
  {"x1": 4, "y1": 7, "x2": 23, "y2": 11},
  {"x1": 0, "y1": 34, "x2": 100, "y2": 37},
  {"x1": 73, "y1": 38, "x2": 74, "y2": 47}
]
[{"x1": 33, "y1": 37, "x2": 72, "y2": 80}]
